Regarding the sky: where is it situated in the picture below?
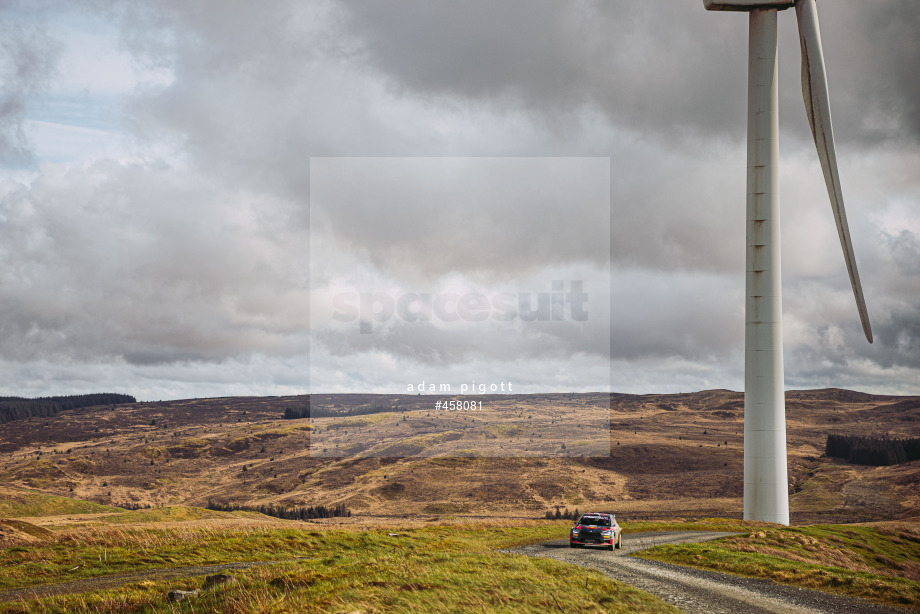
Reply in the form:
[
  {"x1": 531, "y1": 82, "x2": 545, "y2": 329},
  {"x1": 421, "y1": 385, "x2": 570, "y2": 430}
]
[{"x1": 0, "y1": 0, "x2": 917, "y2": 401}]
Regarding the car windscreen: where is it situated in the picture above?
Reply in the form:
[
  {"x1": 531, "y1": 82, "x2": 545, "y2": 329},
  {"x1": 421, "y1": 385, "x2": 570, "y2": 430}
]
[{"x1": 578, "y1": 516, "x2": 609, "y2": 527}]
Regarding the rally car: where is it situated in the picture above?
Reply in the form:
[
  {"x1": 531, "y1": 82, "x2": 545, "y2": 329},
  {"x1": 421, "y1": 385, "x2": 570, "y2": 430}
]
[{"x1": 569, "y1": 512, "x2": 621, "y2": 550}]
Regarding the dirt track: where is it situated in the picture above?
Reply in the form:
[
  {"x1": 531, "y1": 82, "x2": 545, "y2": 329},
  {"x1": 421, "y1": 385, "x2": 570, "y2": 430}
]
[{"x1": 511, "y1": 531, "x2": 907, "y2": 614}]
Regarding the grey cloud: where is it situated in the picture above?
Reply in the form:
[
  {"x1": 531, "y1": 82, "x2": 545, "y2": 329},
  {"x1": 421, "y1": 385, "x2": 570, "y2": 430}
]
[
  {"x1": 857, "y1": 228, "x2": 920, "y2": 370},
  {"x1": 97, "y1": 0, "x2": 914, "y2": 282},
  {"x1": 888, "y1": 229, "x2": 920, "y2": 275},
  {"x1": 311, "y1": 157, "x2": 609, "y2": 282},
  {"x1": 0, "y1": 19, "x2": 61, "y2": 164},
  {"x1": 107, "y1": 0, "x2": 359, "y2": 200},
  {"x1": 341, "y1": 0, "x2": 919, "y2": 148},
  {"x1": 814, "y1": 1, "x2": 920, "y2": 148},
  {"x1": 872, "y1": 310, "x2": 920, "y2": 370},
  {"x1": 0, "y1": 161, "x2": 309, "y2": 366},
  {"x1": 610, "y1": 269, "x2": 743, "y2": 362},
  {"x1": 780, "y1": 221, "x2": 920, "y2": 377},
  {"x1": 1, "y1": 0, "x2": 915, "y2": 397},
  {"x1": 96, "y1": 1, "x2": 912, "y2": 278},
  {"x1": 340, "y1": 0, "x2": 748, "y2": 140},
  {"x1": 783, "y1": 304, "x2": 920, "y2": 395},
  {"x1": 315, "y1": 315, "x2": 608, "y2": 367},
  {"x1": 104, "y1": 0, "x2": 917, "y2": 395}
]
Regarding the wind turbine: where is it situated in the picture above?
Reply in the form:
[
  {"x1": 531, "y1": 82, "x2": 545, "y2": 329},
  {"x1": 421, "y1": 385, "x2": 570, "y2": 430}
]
[{"x1": 702, "y1": 0, "x2": 872, "y2": 525}]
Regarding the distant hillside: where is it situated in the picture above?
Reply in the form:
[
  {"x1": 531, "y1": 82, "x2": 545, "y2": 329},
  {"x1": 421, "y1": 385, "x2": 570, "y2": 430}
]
[
  {"x1": 0, "y1": 390, "x2": 917, "y2": 524},
  {"x1": 0, "y1": 394, "x2": 136, "y2": 424}
]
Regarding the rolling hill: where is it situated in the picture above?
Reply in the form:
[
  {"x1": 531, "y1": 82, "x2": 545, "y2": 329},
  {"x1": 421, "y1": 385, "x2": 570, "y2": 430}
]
[{"x1": 1, "y1": 390, "x2": 918, "y2": 524}]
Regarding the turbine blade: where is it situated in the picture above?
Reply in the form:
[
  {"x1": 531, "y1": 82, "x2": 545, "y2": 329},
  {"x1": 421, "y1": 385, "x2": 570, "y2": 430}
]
[{"x1": 796, "y1": 0, "x2": 873, "y2": 343}]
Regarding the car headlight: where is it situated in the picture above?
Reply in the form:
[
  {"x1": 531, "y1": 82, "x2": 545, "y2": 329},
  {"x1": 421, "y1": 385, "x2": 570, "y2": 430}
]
[
  {"x1": 601, "y1": 530, "x2": 611, "y2": 536},
  {"x1": 571, "y1": 530, "x2": 579, "y2": 535}
]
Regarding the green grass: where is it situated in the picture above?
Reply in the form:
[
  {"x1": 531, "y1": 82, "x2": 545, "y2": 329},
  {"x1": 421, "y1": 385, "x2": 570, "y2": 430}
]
[
  {"x1": 5, "y1": 509, "x2": 916, "y2": 612},
  {"x1": 102, "y1": 506, "x2": 260, "y2": 524},
  {"x1": 634, "y1": 523, "x2": 920, "y2": 609},
  {"x1": 0, "y1": 522, "x2": 678, "y2": 613},
  {"x1": 789, "y1": 473, "x2": 845, "y2": 512},
  {"x1": 320, "y1": 414, "x2": 394, "y2": 429},
  {"x1": 250, "y1": 423, "x2": 313, "y2": 436},
  {"x1": 0, "y1": 488, "x2": 122, "y2": 518},
  {"x1": 1, "y1": 556, "x2": 677, "y2": 613},
  {"x1": 620, "y1": 518, "x2": 777, "y2": 534},
  {"x1": 0, "y1": 522, "x2": 556, "y2": 591}
]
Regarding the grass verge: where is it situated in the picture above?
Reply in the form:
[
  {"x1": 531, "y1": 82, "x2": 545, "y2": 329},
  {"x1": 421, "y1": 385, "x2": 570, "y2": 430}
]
[{"x1": 634, "y1": 523, "x2": 920, "y2": 609}]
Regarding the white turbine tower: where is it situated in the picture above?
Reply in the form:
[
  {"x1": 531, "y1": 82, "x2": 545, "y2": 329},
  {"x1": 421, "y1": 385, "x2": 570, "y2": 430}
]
[{"x1": 703, "y1": 0, "x2": 873, "y2": 525}]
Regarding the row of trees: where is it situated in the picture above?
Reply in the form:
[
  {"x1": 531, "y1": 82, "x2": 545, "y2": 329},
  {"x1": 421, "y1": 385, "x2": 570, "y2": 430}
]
[
  {"x1": 205, "y1": 500, "x2": 351, "y2": 520},
  {"x1": 545, "y1": 507, "x2": 581, "y2": 520},
  {"x1": 826, "y1": 434, "x2": 920, "y2": 466},
  {"x1": 0, "y1": 393, "x2": 136, "y2": 424},
  {"x1": 283, "y1": 405, "x2": 310, "y2": 420}
]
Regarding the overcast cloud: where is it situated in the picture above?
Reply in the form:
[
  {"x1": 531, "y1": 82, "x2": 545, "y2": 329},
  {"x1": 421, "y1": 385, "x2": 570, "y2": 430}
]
[{"x1": 0, "y1": 0, "x2": 917, "y2": 399}]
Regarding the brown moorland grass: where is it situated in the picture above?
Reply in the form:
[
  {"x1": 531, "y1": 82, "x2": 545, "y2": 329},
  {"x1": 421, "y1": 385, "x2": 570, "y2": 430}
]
[{"x1": 1, "y1": 390, "x2": 917, "y2": 522}]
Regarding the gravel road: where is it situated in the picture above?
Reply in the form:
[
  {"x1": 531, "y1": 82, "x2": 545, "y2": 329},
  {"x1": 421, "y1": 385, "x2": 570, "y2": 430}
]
[{"x1": 509, "y1": 531, "x2": 908, "y2": 614}]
